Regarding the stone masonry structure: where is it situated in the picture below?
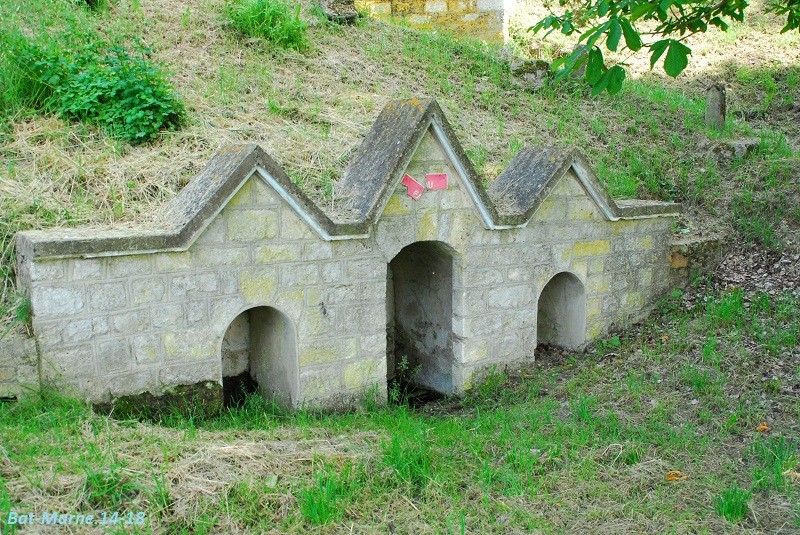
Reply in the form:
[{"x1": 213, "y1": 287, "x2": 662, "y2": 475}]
[
  {"x1": 13, "y1": 98, "x2": 679, "y2": 409},
  {"x1": 355, "y1": 0, "x2": 513, "y2": 43}
]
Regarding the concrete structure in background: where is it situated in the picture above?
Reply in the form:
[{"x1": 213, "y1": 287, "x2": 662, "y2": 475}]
[
  {"x1": 355, "y1": 0, "x2": 514, "y2": 43},
  {"x1": 13, "y1": 98, "x2": 680, "y2": 409}
]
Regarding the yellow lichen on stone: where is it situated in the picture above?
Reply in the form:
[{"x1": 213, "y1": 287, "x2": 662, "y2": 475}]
[
  {"x1": 586, "y1": 274, "x2": 611, "y2": 294},
  {"x1": 300, "y1": 339, "x2": 357, "y2": 366},
  {"x1": 532, "y1": 197, "x2": 566, "y2": 221},
  {"x1": 227, "y1": 210, "x2": 279, "y2": 241},
  {"x1": 254, "y1": 244, "x2": 302, "y2": 263},
  {"x1": 228, "y1": 180, "x2": 254, "y2": 207},
  {"x1": 612, "y1": 220, "x2": 639, "y2": 235},
  {"x1": 164, "y1": 332, "x2": 214, "y2": 359},
  {"x1": 418, "y1": 209, "x2": 438, "y2": 240},
  {"x1": 240, "y1": 269, "x2": 277, "y2": 302},
  {"x1": 586, "y1": 297, "x2": 601, "y2": 319},
  {"x1": 344, "y1": 359, "x2": 378, "y2": 389},
  {"x1": 573, "y1": 240, "x2": 611, "y2": 257},
  {"x1": 383, "y1": 194, "x2": 411, "y2": 216}
]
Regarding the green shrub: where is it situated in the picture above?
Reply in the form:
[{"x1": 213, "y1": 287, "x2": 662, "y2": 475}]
[
  {"x1": 2, "y1": 32, "x2": 183, "y2": 143},
  {"x1": 225, "y1": 0, "x2": 308, "y2": 50}
]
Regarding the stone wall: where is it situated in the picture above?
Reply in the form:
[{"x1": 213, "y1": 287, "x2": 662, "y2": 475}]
[
  {"x1": 14, "y1": 98, "x2": 679, "y2": 409},
  {"x1": 355, "y1": 0, "x2": 512, "y2": 43},
  {"x1": 0, "y1": 335, "x2": 38, "y2": 399}
]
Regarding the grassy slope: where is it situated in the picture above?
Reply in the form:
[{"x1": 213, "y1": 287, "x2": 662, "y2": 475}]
[
  {"x1": 0, "y1": 0, "x2": 799, "y2": 532},
  {"x1": 1, "y1": 0, "x2": 798, "y2": 325},
  {"x1": 1, "y1": 289, "x2": 799, "y2": 533}
]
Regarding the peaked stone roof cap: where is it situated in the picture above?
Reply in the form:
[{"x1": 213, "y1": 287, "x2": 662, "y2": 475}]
[{"x1": 16, "y1": 98, "x2": 680, "y2": 260}]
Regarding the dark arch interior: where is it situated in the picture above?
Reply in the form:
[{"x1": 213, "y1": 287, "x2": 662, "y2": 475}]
[
  {"x1": 221, "y1": 306, "x2": 297, "y2": 408},
  {"x1": 537, "y1": 272, "x2": 586, "y2": 349},
  {"x1": 386, "y1": 241, "x2": 454, "y2": 401}
]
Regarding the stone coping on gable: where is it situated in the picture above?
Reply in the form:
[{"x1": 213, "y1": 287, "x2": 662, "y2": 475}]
[{"x1": 16, "y1": 98, "x2": 681, "y2": 261}]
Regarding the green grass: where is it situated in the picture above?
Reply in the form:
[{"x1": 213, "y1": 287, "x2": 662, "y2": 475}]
[
  {"x1": 2, "y1": 285, "x2": 799, "y2": 531},
  {"x1": 225, "y1": 0, "x2": 308, "y2": 50},
  {"x1": 714, "y1": 486, "x2": 751, "y2": 523},
  {"x1": 3, "y1": 289, "x2": 796, "y2": 531}
]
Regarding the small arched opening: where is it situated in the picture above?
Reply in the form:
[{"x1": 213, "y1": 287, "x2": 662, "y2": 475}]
[
  {"x1": 537, "y1": 272, "x2": 586, "y2": 349},
  {"x1": 221, "y1": 306, "x2": 297, "y2": 408},
  {"x1": 387, "y1": 241, "x2": 455, "y2": 399}
]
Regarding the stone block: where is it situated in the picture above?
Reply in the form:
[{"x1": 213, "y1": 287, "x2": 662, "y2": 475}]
[
  {"x1": 299, "y1": 367, "x2": 342, "y2": 398},
  {"x1": 171, "y1": 273, "x2": 218, "y2": 299},
  {"x1": 195, "y1": 246, "x2": 249, "y2": 267},
  {"x1": 131, "y1": 333, "x2": 162, "y2": 364},
  {"x1": 154, "y1": 252, "x2": 192, "y2": 273},
  {"x1": 304, "y1": 242, "x2": 334, "y2": 260},
  {"x1": 299, "y1": 338, "x2": 358, "y2": 366},
  {"x1": 343, "y1": 359, "x2": 381, "y2": 389},
  {"x1": 573, "y1": 239, "x2": 611, "y2": 258},
  {"x1": 425, "y1": 0, "x2": 447, "y2": 12},
  {"x1": 196, "y1": 218, "x2": 226, "y2": 245},
  {"x1": 568, "y1": 198, "x2": 601, "y2": 220},
  {"x1": 487, "y1": 285, "x2": 532, "y2": 310},
  {"x1": 97, "y1": 338, "x2": 131, "y2": 373},
  {"x1": 368, "y1": 1, "x2": 391, "y2": 15},
  {"x1": 62, "y1": 317, "x2": 109, "y2": 343},
  {"x1": 72, "y1": 259, "x2": 104, "y2": 280},
  {"x1": 109, "y1": 255, "x2": 151, "y2": 278},
  {"x1": 252, "y1": 178, "x2": 279, "y2": 205},
  {"x1": 164, "y1": 330, "x2": 217, "y2": 360},
  {"x1": 228, "y1": 179, "x2": 254, "y2": 207},
  {"x1": 254, "y1": 243, "x2": 303, "y2": 263},
  {"x1": 42, "y1": 344, "x2": 95, "y2": 379},
  {"x1": 359, "y1": 333, "x2": 385, "y2": 354},
  {"x1": 131, "y1": 278, "x2": 166, "y2": 305},
  {"x1": 185, "y1": 300, "x2": 208, "y2": 325},
  {"x1": 532, "y1": 197, "x2": 567, "y2": 221},
  {"x1": 346, "y1": 259, "x2": 384, "y2": 281},
  {"x1": 151, "y1": 304, "x2": 183, "y2": 329},
  {"x1": 466, "y1": 268, "x2": 504, "y2": 286},
  {"x1": 110, "y1": 307, "x2": 150, "y2": 334},
  {"x1": 281, "y1": 264, "x2": 319, "y2": 286},
  {"x1": 586, "y1": 274, "x2": 611, "y2": 294},
  {"x1": 0, "y1": 367, "x2": 14, "y2": 382},
  {"x1": 158, "y1": 360, "x2": 218, "y2": 388},
  {"x1": 88, "y1": 282, "x2": 128, "y2": 312},
  {"x1": 465, "y1": 313, "x2": 502, "y2": 337},
  {"x1": 29, "y1": 261, "x2": 65, "y2": 282},
  {"x1": 280, "y1": 208, "x2": 315, "y2": 240},
  {"x1": 227, "y1": 209, "x2": 279, "y2": 241},
  {"x1": 33, "y1": 287, "x2": 84, "y2": 317},
  {"x1": 321, "y1": 262, "x2": 345, "y2": 284},
  {"x1": 382, "y1": 194, "x2": 412, "y2": 217}
]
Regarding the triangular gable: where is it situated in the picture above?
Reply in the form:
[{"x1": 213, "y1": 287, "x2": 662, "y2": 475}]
[
  {"x1": 487, "y1": 148, "x2": 680, "y2": 226},
  {"x1": 18, "y1": 98, "x2": 680, "y2": 260},
  {"x1": 337, "y1": 98, "x2": 498, "y2": 230}
]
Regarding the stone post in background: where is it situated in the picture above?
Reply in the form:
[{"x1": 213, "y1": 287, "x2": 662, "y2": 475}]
[{"x1": 705, "y1": 83, "x2": 726, "y2": 130}]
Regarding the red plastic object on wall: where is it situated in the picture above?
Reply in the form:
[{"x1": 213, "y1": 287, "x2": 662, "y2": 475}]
[
  {"x1": 401, "y1": 174, "x2": 425, "y2": 200},
  {"x1": 425, "y1": 173, "x2": 448, "y2": 190}
]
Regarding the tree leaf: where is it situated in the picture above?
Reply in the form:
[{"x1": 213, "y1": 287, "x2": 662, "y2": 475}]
[
  {"x1": 585, "y1": 47, "x2": 605, "y2": 84},
  {"x1": 619, "y1": 17, "x2": 642, "y2": 51},
  {"x1": 649, "y1": 39, "x2": 670, "y2": 69},
  {"x1": 590, "y1": 69, "x2": 612, "y2": 96},
  {"x1": 664, "y1": 39, "x2": 692, "y2": 77},
  {"x1": 630, "y1": 2, "x2": 656, "y2": 20},
  {"x1": 607, "y1": 18, "x2": 622, "y2": 51},
  {"x1": 606, "y1": 65, "x2": 626, "y2": 94}
]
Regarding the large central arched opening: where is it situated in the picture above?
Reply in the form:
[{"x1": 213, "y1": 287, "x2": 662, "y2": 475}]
[
  {"x1": 387, "y1": 241, "x2": 455, "y2": 399},
  {"x1": 221, "y1": 306, "x2": 297, "y2": 408},
  {"x1": 537, "y1": 272, "x2": 586, "y2": 349}
]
